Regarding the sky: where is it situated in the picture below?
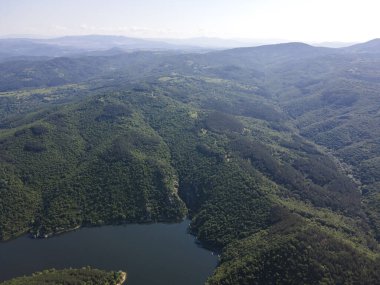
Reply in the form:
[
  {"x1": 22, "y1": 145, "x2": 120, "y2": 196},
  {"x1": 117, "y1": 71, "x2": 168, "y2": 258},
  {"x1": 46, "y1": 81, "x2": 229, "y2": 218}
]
[{"x1": 0, "y1": 0, "x2": 379, "y2": 42}]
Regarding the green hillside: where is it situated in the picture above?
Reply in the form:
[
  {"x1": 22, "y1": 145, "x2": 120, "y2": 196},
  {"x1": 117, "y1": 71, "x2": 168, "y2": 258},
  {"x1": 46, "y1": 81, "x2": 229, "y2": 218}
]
[
  {"x1": 0, "y1": 268, "x2": 125, "y2": 285},
  {"x1": 1, "y1": 41, "x2": 380, "y2": 284}
]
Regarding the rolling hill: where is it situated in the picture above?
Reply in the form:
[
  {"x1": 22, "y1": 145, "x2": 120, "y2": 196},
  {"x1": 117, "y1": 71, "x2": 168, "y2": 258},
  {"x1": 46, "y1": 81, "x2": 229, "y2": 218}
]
[{"x1": 0, "y1": 39, "x2": 380, "y2": 284}]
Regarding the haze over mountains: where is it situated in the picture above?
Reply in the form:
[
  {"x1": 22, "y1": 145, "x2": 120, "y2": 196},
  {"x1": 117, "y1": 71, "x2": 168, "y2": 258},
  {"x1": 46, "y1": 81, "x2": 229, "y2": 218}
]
[
  {"x1": 0, "y1": 36, "x2": 378, "y2": 91},
  {"x1": 0, "y1": 34, "x2": 380, "y2": 284},
  {"x1": 0, "y1": 35, "x2": 366, "y2": 62}
]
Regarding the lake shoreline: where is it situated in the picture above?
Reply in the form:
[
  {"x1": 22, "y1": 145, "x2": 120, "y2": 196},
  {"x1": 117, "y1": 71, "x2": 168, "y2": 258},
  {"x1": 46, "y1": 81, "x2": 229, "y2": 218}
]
[
  {"x1": 117, "y1": 271, "x2": 127, "y2": 285},
  {"x1": 0, "y1": 220, "x2": 218, "y2": 285},
  {"x1": 1, "y1": 216, "x2": 189, "y2": 243}
]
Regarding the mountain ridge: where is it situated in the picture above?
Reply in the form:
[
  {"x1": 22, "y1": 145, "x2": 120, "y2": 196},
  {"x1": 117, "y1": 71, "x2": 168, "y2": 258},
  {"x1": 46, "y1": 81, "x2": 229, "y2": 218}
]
[
  {"x1": 0, "y1": 36, "x2": 379, "y2": 62},
  {"x1": 0, "y1": 36, "x2": 380, "y2": 284}
]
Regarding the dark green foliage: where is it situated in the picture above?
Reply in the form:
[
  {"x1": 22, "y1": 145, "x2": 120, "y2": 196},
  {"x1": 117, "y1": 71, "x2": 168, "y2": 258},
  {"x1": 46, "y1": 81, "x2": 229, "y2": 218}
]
[
  {"x1": 228, "y1": 137, "x2": 361, "y2": 214},
  {"x1": 0, "y1": 268, "x2": 125, "y2": 285},
  {"x1": 204, "y1": 98, "x2": 285, "y2": 122},
  {"x1": 321, "y1": 90, "x2": 359, "y2": 107},
  {"x1": 207, "y1": 215, "x2": 380, "y2": 285},
  {"x1": 95, "y1": 103, "x2": 132, "y2": 122},
  {"x1": 30, "y1": 124, "x2": 48, "y2": 135},
  {"x1": 0, "y1": 173, "x2": 39, "y2": 240},
  {"x1": 292, "y1": 155, "x2": 339, "y2": 186},
  {"x1": 13, "y1": 129, "x2": 27, "y2": 137},
  {"x1": 279, "y1": 135, "x2": 320, "y2": 155},
  {"x1": 23, "y1": 141, "x2": 47, "y2": 152},
  {"x1": 204, "y1": 111, "x2": 244, "y2": 133},
  {"x1": 358, "y1": 158, "x2": 380, "y2": 184},
  {"x1": 0, "y1": 96, "x2": 186, "y2": 238},
  {"x1": 363, "y1": 184, "x2": 380, "y2": 241},
  {"x1": 1, "y1": 42, "x2": 380, "y2": 284},
  {"x1": 189, "y1": 161, "x2": 272, "y2": 248},
  {"x1": 196, "y1": 144, "x2": 223, "y2": 160}
]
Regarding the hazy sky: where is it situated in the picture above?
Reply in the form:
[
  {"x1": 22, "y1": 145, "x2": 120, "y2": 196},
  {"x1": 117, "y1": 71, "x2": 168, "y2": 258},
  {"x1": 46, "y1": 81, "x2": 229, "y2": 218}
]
[{"x1": 1, "y1": 0, "x2": 379, "y2": 42}]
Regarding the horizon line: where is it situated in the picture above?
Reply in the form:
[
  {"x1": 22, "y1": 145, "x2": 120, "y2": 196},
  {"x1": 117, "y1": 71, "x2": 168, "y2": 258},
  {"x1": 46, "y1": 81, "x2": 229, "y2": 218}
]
[{"x1": 0, "y1": 33, "x2": 370, "y2": 45}]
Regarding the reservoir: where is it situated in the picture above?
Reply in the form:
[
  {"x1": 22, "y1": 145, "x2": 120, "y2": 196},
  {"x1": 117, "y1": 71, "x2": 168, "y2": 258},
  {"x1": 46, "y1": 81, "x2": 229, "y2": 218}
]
[{"x1": 0, "y1": 220, "x2": 218, "y2": 285}]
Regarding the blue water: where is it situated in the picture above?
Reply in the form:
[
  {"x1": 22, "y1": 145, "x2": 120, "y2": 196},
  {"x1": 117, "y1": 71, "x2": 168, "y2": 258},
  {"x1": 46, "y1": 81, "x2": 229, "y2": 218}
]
[{"x1": 0, "y1": 220, "x2": 218, "y2": 285}]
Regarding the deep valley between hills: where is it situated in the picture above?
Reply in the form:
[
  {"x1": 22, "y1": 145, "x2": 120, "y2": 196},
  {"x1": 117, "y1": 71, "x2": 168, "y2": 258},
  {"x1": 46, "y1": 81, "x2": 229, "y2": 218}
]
[{"x1": 1, "y1": 38, "x2": 380, "y2": 284}]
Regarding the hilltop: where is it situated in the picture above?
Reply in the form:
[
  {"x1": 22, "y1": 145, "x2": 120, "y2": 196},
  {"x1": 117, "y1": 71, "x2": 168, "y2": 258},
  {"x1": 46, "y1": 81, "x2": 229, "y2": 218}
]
[{"x1": 0, "y1": 38, "x2": 380, "y2": 284}]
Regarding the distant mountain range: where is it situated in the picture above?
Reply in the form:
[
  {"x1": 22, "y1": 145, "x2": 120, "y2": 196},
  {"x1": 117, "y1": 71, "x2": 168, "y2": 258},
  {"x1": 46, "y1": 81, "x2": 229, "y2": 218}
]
[
  {"x1": 344, "y1": 38, "x2": 380, "y2": 53},
  {"x1": 0, "y1": 35, "x2": 195, "y2": 61},
  {"x1": 1, "y1": 35, "x2": 378, "y2": 62},
  {"x1": 0, "y1": 33, "x2": 380, "y2": 285}
]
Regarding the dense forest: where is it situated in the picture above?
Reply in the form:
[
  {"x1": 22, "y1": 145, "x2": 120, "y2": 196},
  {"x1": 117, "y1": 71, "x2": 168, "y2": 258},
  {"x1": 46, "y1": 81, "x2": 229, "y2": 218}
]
[
  {"x1": 0, "y1": 37, "x2": 380, "y2": 284},
  {"x1": 0, "y1": 268, "x2": 125, "y2": 285}
]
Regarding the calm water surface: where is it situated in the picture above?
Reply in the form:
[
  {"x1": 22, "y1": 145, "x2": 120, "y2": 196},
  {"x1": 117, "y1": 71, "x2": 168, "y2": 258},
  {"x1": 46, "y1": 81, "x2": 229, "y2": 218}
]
[{"x1": 0, "y1": 220, "x2": 218, "y2": 285}]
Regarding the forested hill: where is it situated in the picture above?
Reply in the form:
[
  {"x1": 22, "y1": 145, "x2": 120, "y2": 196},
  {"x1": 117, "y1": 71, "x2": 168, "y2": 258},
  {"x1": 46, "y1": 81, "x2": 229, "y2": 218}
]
[
  {"x1": 0, "y1": 39, "x2": 380, "y2": 284},
  {"x1": 0, "y1": 268, "x2": 126, "y2": 285}
]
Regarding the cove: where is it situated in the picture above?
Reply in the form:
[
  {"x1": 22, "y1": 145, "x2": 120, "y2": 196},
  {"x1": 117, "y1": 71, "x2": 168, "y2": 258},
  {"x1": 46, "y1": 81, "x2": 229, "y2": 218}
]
[{"x1": 0, "y1": 220, "x2": 218, "y2": 285}]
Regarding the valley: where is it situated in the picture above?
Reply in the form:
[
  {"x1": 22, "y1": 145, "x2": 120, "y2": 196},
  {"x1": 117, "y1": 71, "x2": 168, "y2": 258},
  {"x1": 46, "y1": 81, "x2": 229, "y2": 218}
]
[{"x1": 0, "y1": 37, "x2": 380, "y2": 284}]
